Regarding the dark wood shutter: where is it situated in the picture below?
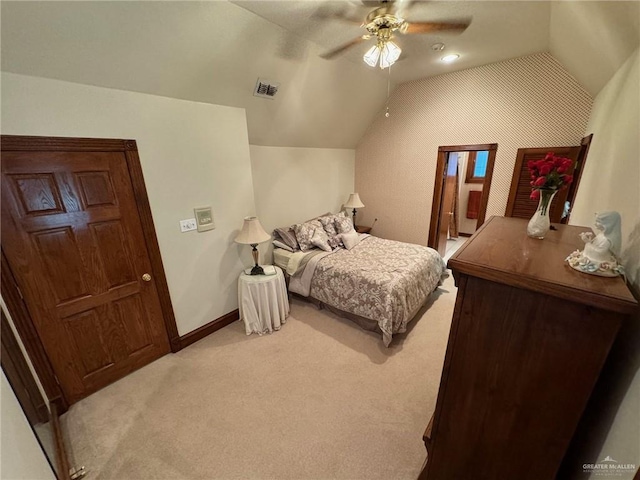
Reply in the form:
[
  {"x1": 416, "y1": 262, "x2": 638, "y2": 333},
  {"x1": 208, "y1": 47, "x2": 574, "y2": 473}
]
[{"x1": 505, "y1": 146, "x2": 581, "y2": 223}]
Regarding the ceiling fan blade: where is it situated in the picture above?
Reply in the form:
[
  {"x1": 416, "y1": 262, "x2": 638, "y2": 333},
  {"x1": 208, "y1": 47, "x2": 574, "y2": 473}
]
[
  {"x1": 320, "y1": 36, "x2": 368, "y2": 59},
  {"x1": 312, "y1": 4, "x2": 364, "y2": 25},
  {"x1": 403, "y1": 20, "x2": 470, "y2": 34},
  {"x1": 393, "y1": 0, "x2": 419, "y2": 18}
]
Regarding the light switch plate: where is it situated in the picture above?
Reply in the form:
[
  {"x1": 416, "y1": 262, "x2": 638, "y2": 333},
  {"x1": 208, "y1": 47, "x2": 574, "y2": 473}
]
[
  {"x1": 194, "y1": 206, "x2": 215, "y2": 232},
  {"x1": 180, "y1": 218, "x2": 197, "y2": 232}
]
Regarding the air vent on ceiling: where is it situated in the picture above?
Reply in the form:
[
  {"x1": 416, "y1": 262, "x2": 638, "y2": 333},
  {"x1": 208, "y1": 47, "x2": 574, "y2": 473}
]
[{"x1": 254, "y1": 78, "x2": 279, "y2": 99}]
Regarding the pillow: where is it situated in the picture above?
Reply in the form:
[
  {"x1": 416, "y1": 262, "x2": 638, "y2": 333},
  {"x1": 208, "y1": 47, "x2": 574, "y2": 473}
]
[
  {"x1": 273, "y1": 239, "x2": 294, "y2": 252},
  {"x1": 334, "y1": 214, "x2": 354, "y2": 234},
  {"x1": 273, "y1": 227, "x2": 299, "y2": 251},
  {"x1": 319, "y1": 214, "x2": 339, "y2": 237},
  {"x1": 310, "y1": 227, "x2": 332, "y2": 252},
  {"x1": 319, "y1": 214, "x2": 345, "y2": 248},
  {"x1": 327, "y1": 235, "x2": 342, "y2": 250},
  {"x1": 341, "y1": 231, "x2": 361, "y2": 250},
  {"x1": 294, "y1": 220, "x2": 322, "y2": 251}
]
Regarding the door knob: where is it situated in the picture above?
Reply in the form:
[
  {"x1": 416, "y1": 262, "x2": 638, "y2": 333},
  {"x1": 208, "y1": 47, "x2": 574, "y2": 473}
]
[{"x1": 142, "y1": 273, "x2": 151, "y2": 282}]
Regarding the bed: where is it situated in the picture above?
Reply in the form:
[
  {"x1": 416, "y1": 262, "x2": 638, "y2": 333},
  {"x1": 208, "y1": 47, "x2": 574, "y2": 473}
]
[{"x1": 274, "y1": 233, "x2": 447, "y2": 346}]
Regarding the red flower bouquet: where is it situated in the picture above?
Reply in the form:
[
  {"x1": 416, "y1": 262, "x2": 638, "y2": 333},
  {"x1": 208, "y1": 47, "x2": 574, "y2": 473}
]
[{"x1": 527, "y1": 152, "x2": 574, "y2": 201}]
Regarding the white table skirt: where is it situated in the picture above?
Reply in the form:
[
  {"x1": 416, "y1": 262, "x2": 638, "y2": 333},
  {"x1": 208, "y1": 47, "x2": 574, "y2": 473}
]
[{"x1": 238, "y1": 266, "x2": 289, "y2": 336}]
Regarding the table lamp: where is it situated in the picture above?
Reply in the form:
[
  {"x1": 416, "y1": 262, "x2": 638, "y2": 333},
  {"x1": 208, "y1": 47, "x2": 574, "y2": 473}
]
[
  {"x1": 344, "y1": 193, "x2": 365, "y2": 227},
  {"x1": 234, "y1": 216, "x2": 271, "y2": 275}
]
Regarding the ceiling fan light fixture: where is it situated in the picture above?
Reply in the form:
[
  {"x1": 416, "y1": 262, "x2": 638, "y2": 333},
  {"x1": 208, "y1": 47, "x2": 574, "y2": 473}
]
[
  {"x1": 379, "y1": 40, "x2": 401, "y2": 69},
  {"x1": 441, "y1": 53, "x2": 460, "y2": 63},
  {"x1": 363, "y1": 44, "x2": 381, "y2": 68}
]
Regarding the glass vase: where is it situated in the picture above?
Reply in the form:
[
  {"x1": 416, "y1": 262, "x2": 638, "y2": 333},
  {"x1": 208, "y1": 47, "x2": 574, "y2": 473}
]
[{"x1": 527, "y1": 189, "x2": 557, "y2": 239}]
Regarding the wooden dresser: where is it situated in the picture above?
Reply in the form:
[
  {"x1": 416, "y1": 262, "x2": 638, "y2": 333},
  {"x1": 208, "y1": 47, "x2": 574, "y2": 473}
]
[{"x1": 420, "y1": 216, "x2": 637, "y2": 480}]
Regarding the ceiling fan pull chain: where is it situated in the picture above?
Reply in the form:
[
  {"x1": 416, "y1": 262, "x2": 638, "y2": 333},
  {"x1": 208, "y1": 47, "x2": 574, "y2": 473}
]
[{"x1": 385, "y1": 65, "x2": 391, "y2": 118}]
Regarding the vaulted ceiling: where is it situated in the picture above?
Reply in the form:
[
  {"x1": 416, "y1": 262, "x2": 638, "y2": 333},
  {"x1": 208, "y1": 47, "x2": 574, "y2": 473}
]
[{"x1": 1, "y1": 1, "x2": 638, "y2": 149}]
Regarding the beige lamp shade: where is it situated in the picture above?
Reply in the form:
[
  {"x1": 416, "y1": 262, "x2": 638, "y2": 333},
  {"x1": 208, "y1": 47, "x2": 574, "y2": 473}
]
[
  {"x1": 344, "y1": 193, "x2": 364, "y2": 209},
  {"x1": 234, "y1": 216, "x2": 270, "y2": 245}
]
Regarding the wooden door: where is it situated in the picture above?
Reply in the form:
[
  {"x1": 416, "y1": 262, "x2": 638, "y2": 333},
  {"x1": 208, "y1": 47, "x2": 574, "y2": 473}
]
[
  {"x1": 1, "y1": 140, "x2": 171, "y2": 404},
  {"x1": 428, "y1": 144, "x2": 497, "y2": 256},
  {"x1": 436, "y1": 154, "x2": 459, "y2": 257},
  {"x1": 505, "y1": 146, "x2": 581, "y2": 223}
]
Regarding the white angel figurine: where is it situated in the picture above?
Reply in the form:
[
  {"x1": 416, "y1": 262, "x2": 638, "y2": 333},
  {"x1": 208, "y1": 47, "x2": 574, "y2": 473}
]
[{"x1": 567, "y1": 211, "x2": 624, "y2": 277}]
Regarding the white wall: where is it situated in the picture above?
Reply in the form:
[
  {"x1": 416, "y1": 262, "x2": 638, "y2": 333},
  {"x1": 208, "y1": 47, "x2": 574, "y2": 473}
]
[
  {"x1": 570, "y1": 48, "x2": 640, "y2": 479},
  {"x1": 1, "y1": 1, "x2": 391, "y2": 149},
  {"x1": 0, "y1": 372, "x2": 56, "y2": 480},
  {"x1": 1, "y1": 72, "x2": 256, "y2": 336},
  {"x1": 249, "y1": 145, "x2": 355, "y2": 261},
  {"x1": 571, "y1": 49, "x2": 640, "y2": 259},
  {"x1": 549, "y1": 1, "x2": 640, "y2": 96}
]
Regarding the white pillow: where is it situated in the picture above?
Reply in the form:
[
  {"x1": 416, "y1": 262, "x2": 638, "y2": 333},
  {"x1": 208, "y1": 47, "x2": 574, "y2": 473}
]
[{"x1": 341, "y1": 231, "x2": 361, "y2": 250}]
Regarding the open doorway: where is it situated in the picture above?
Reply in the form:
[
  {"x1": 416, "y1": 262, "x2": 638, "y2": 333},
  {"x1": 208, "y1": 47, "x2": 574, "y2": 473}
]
[{"x1": 428, "y1": 144, "x2": 497, "y2": 258}]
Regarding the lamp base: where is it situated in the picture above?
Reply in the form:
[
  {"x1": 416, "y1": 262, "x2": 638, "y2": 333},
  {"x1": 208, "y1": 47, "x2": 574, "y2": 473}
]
[
  {"x1": 250, "y1": 264, "x2": 265, "y2": 276},
  {"x1": 249, "y1": 244, "x2": 264, "y2": 275}
]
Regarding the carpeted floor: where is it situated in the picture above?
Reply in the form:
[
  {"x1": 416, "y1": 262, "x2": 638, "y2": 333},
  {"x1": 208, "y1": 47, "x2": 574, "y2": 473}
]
[{"x1": 62, "y1": 274, "x2": 457, "y2": 480}]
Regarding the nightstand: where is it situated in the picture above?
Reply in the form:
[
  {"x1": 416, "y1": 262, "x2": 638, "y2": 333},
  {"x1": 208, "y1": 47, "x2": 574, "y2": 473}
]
[
  {"x1": 238, "y1": 266, "x2": 289, "y2": 336},
  {"x1": 355, "y1": 225, "x2": 371, "y2": 234}
]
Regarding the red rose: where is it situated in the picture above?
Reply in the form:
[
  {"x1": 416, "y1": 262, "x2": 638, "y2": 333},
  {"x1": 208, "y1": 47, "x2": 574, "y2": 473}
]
[
  {"x1": 527, "y1": 160, "x2": 536, "y2": 170},
  {"x1": 534, "y1": 176, "x2": 547, "y2": 187},
  {"x1": 544, "y1": 152, "x2": 554, "y2": 161},
  {"x1": 539, "y1": 163, "x2": 552, "y2": 175},
  {"x1": 530, "y1": 189, "x2": 540, "y2": 201},
  {"x1": 564, "y1": 174, "x2": 574, "y2": 184},
  {"x1": 557, "y1": 166, "x2": 568, "y2": 173},
  {"x1": 562, "y1": 159, "x2": 573, "y2": 169}
]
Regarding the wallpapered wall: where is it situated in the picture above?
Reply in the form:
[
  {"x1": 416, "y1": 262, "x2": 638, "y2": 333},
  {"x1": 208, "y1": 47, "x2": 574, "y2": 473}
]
[{"x1": 355, "y1": 52, "x2": 593, "y2": 245}]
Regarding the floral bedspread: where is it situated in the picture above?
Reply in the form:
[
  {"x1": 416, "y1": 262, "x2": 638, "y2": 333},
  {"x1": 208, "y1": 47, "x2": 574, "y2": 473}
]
[{"x1": 306, "y1": 236, "x2": 447, "y2": 346}]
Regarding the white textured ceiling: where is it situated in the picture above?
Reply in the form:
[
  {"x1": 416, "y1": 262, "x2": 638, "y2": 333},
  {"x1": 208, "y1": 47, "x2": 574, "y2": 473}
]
[
  {"x1": 233, "y1": 0, "x2": 551, "y2": 84},
  {"x1": 1, "y1": 1, "x2": 639, "y2": 148}
]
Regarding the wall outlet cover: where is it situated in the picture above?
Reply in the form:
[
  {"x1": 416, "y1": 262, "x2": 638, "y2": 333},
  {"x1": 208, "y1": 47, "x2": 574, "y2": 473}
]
[{"x1": 180, "y1": 218, "x2": 197, "y2": 232}]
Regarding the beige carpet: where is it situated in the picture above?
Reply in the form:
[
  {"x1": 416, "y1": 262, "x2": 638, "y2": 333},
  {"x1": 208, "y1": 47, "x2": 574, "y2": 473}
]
[{"x1": 62, "y1": 275, "x2": 457, "y2": 480}]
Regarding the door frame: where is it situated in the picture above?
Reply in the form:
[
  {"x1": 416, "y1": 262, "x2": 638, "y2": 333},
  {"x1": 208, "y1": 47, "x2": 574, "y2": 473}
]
[
  {"x1": 1, "y1": 309, "x2": 50, "y2": 425},
  {"x1": 561, "y1": 134, "x2": 593, "y2": 224},
  {"x1": 1, "y1": 135, "x2": 181, "y2": 410},
  {"x1": 428, "y1": 143, "x2": 497, "y2": 252}
]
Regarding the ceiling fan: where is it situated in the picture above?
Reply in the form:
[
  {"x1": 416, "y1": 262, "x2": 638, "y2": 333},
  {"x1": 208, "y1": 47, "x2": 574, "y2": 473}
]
[{"x1": 320, "y1": 0, "x2": 470, "y2": 69}]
